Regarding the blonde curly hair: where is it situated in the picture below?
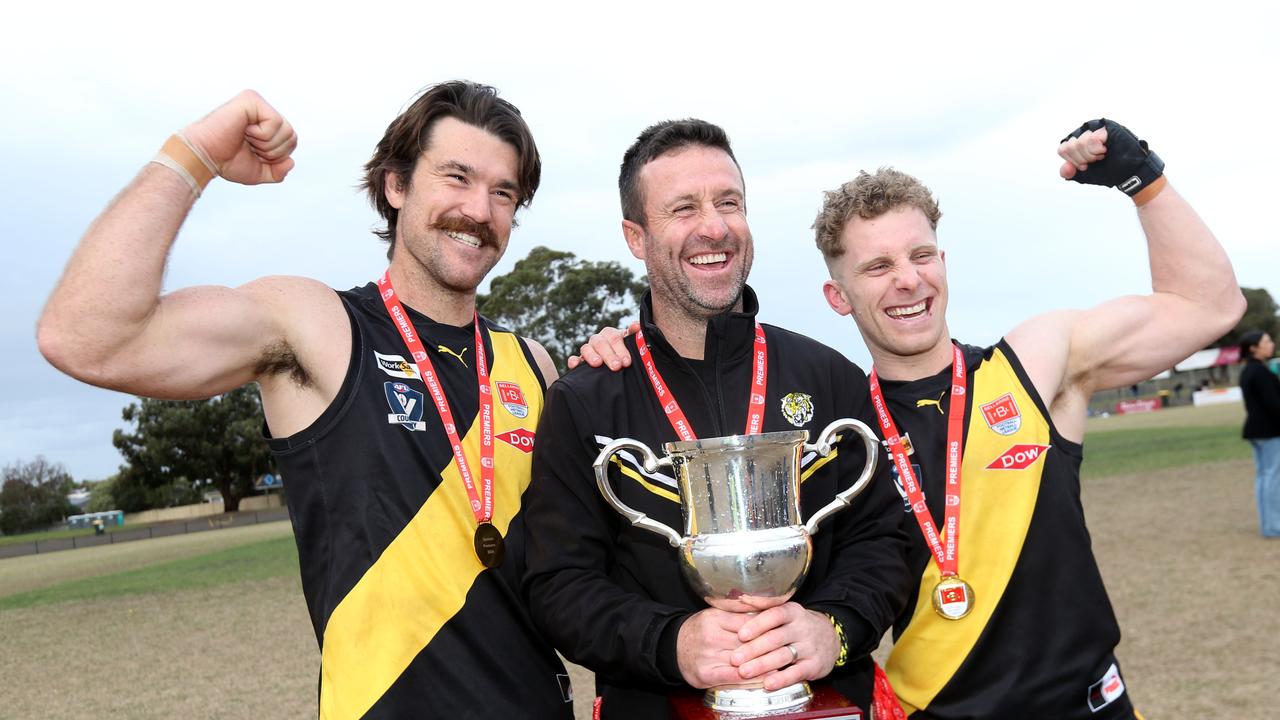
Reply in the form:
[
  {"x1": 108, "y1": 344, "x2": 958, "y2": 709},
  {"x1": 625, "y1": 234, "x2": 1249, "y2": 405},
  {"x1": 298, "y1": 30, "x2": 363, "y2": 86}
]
[{"x1": 812, "y1": 168, "x2": 941, "y2": 260}]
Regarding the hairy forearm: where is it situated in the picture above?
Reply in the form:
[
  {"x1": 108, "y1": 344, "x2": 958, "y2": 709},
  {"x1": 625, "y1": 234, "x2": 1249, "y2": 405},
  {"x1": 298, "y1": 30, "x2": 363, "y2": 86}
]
[{"x1": 38, "y1": 163, "x2": 196, "y2": 376}]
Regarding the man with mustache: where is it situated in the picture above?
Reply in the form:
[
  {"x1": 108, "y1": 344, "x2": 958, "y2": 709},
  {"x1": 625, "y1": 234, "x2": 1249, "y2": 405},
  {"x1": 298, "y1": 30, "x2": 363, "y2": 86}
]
[
  {"x1": 809, "y1": 120, "x2": 1242, "y2": 718},
  {"x1": 38, "y1": 83, "x2": 574, "y2": 719},
  {"x1": 523, "y1": 119, "x2": 911, "y2": 718}
]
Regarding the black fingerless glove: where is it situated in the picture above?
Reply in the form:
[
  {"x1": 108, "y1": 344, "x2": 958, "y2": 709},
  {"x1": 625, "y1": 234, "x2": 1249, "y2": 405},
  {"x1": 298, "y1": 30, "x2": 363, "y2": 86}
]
[{"x1": 1061, "y1": 118, "x2": 1164, "y2": 197}]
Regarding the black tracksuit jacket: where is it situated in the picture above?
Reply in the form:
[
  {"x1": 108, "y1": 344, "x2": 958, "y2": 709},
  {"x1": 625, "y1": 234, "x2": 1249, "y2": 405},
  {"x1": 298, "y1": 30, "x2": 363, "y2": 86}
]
[{"x1": 522, "y1": 288, "x2": 911, "y2": 719}]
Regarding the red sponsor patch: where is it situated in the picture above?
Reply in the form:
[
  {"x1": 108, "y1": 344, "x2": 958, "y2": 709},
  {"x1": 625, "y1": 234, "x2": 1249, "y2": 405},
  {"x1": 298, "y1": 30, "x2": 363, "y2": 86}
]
[
  {"x1": 496, "y1": 381, "x2": 530, "y2": 418},
  {"x1": 940, "y1": 586, "x2": 966, "y2": 604},
  {"x1": 980, "y1": 393, "x2": 1021, "y2": 435},
  {"x1": 985, "y1": 444, "x2": 1050, "y2": 470},
  {"x1": 497, "y1": 427, "x2": 536, "y2": 453},
  {"x1": 496, "y1": 381, "x2": 526, "y2": 407}
]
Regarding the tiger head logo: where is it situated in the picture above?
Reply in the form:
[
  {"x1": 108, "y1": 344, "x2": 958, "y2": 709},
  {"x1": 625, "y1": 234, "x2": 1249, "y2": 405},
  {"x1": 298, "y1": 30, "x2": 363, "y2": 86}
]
[{"x1": 780, "y1": 392, "x2": 815, "y2": 428}]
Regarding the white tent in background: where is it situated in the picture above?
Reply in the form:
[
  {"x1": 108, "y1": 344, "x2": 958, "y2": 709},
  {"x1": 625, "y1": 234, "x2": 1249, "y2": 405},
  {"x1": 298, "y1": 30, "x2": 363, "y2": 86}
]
[{"x1": 1175, "y1": 346, "x2": 1241, "y2": 371}]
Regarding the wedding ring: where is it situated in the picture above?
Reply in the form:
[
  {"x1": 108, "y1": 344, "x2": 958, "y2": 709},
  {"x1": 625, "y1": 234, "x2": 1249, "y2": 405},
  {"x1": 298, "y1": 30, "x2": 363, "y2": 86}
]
[{"x1": 786, "y1": 643, "x2": 798, "y2": 663}]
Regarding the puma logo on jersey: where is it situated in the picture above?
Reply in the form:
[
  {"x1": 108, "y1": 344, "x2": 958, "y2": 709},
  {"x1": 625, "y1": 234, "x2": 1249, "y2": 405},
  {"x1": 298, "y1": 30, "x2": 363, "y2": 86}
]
[
  {"x1": 437, "y1": 345, "x2": 469, "y2": 367},
  {"x1": 916, "y1": 391, "x2": 946, "y2": 414}
]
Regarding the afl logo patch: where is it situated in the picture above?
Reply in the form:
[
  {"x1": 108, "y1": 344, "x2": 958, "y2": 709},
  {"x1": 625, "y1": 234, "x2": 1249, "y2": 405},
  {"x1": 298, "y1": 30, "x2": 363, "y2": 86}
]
[
  {"x1": 496, "y1": 381, "x2": 529, "y2": 419},
  {"x1": 980, "y1": 393, "x2": 1021, "y2": 435},
  {"x1": 780, "y1": 392, "x2": 814, "y2": 428},
  {"x1": 384, "y1": 382, "x2": 426, "y2": 431}
]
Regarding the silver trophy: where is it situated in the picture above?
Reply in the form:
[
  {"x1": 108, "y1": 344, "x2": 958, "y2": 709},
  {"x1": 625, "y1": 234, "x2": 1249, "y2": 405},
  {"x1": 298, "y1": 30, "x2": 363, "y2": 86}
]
[{"x1": 593, "y1": 418, "x2": 879, "y2": 715}]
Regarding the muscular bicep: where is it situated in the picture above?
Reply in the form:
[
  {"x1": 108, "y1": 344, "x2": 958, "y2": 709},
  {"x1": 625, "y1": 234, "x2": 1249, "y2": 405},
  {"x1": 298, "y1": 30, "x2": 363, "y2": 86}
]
[
  {"x1": 1064, "y1": 293, "x2": 1216, "y2": 395},
  {"x1": 44, "y1": 275, "x2": 336, "y2": 400},
  {"x1": 1009, "y1": 293, "x2": 1222, "y2": 439}
]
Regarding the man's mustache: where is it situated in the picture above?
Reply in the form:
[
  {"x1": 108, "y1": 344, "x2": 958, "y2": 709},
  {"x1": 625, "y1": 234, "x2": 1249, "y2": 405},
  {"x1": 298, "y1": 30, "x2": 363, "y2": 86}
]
[{"x1": 433, "y1": 216, "x2": 497, "y2": 247}]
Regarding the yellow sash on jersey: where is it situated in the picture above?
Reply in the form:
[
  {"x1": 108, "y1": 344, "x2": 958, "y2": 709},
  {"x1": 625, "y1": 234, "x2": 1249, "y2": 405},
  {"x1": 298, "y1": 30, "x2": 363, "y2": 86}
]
[
  {"x1": 318, "y1": 330, "x2": 543, "y2": 720},
  {"x1": 885, "y1": 347, "x2": 1050, "y2": 714}
]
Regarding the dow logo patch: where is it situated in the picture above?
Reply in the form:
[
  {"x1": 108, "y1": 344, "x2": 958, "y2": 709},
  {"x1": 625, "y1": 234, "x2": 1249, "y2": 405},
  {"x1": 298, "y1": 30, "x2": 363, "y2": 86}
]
[
  {"x1": 986, "y1": 443, "x2": 1050, "y2": 470},
  {"x1": 496, "y1": 381, "x2": 529, "y2": 419},
  {"x1": 498, "y1": 428, "x2": 536, "y2": 454},
  {"x1": 384, "y1": 382, "x2": 426, "y2": 431},
  {"x1": 981, "y1": 393, "x2": 1022, "y2": 436}
]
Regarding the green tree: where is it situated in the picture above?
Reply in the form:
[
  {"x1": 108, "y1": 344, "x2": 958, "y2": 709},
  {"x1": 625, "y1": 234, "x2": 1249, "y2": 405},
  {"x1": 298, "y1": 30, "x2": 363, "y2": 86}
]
[
  {"x1": 479, "y1": 246, "x2": 646, "y2": 372},
  {"x1": 0, "y1": 457, "x2": 76, "y2": 535},
  {"x1": 83, "y1": 475, "x2": 119, "y2": 513},
  {"x1": 112, "y1": 385, "x2": 274, "y2": 513},
  {"x1": 1214, "y1": 287, "x2": 1279, "y2": 349}
]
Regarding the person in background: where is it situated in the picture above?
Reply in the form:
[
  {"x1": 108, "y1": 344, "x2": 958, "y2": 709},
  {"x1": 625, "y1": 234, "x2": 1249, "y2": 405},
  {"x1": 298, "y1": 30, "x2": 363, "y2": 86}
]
[{"x1": 1239, "y1": 330, "x2": 1280, "y2": 538}]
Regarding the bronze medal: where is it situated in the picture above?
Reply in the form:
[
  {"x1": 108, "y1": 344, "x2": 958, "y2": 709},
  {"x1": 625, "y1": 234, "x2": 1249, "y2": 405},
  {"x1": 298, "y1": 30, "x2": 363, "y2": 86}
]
[
  {"x1": 932, "y1": 576, "x2": 974, "y2": 620},
  {"x1": 474, "y1": 522, "x2": 505, "y2": 569}
]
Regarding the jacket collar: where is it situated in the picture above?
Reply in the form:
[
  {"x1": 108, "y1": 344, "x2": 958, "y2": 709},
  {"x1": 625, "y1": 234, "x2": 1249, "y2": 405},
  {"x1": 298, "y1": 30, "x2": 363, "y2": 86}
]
[{"x1": 637, "y1": 285, "x2": 761, "y2": 366}]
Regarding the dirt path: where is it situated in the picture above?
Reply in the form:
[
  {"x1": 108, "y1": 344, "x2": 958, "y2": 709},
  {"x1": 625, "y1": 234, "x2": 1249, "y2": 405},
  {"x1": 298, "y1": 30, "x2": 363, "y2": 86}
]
[{"x1": 3, "y1": 459, "x2": 1276, "y2": 718}]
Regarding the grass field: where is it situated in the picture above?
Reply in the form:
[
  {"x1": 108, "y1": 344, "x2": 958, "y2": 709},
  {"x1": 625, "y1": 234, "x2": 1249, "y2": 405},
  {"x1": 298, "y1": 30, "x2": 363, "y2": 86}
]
[{"x1": 1, "y1": 401, "x2": 1276, "y2": 719}]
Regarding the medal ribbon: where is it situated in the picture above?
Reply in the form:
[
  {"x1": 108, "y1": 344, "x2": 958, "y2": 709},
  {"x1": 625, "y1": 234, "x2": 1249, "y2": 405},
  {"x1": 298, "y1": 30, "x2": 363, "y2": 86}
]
[
  {"x1": 633, "y1": 323, "x2": 768, "y2": 440},
  {"x1": 868, "y1": 344, "x2": 966, "y2": 578},
  {"x1": 378, "y1": 271, "x2": 493, "y2": 524},
  {"x1": 872, "y1": 662, "x2": 908, "y2": 720}
]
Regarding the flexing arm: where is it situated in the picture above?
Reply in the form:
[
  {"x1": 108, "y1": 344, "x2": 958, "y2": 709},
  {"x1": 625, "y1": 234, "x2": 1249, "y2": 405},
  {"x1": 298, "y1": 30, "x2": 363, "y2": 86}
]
[
  {"x1": 37, "y1": 90, "x2": 307, "y2": 399},
  {"x1": 1008, "y1": 120, "x2": 1245, "y2": 439}
]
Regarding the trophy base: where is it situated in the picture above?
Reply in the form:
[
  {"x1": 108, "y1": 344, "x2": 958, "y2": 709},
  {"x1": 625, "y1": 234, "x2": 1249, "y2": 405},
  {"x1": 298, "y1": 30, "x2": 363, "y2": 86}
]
[
  {"x1": 709, "y1": 682, "x2": 811, "y2": 714},
  {"x1": 669, "y1": 682, "x2": 864, "y2": 719}
]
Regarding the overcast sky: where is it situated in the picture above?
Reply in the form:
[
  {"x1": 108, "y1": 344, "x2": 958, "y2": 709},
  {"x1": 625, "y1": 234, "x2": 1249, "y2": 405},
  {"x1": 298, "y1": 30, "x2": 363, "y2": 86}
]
[{"x1": 3, "y1": 2, "x2": 1275, "y2": 481}]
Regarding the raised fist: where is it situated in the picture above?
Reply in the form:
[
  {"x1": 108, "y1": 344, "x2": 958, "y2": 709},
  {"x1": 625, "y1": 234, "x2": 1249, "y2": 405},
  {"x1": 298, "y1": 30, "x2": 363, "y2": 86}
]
[
  {"x1": 1059, "y1": 118, "x2": 1163, "y2": 197},
  {"x1": 182, "y1": 90, "x2": 297, "y2": 185}
]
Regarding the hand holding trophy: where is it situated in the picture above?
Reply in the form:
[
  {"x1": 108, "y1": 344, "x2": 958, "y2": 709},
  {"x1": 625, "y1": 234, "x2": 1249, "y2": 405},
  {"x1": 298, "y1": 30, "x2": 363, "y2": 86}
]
[{"x1": 594, "y1": 418, "x2": 878, "y2": 717}]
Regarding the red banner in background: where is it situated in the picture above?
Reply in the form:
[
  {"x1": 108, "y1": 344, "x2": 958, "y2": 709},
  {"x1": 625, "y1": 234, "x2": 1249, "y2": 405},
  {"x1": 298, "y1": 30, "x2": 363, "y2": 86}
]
[{"x1": 1115, "y1": 398, "x2": 1161, "y2": 415}]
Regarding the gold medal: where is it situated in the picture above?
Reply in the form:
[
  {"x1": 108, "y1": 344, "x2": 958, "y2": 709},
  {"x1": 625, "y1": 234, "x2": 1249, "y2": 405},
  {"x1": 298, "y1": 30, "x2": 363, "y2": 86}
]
[{"x1": 932, "y1": 576, "x2": 974, "y2": 620}]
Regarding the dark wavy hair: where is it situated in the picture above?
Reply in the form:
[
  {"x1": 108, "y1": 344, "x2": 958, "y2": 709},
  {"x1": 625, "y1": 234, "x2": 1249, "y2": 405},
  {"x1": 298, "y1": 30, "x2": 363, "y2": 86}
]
[
  {"x1": 618, "y1": 119, "x2": 740, "y2": 225},
  {"x1": 361, "y1": 81, "x2": 540, "y2": 258}
]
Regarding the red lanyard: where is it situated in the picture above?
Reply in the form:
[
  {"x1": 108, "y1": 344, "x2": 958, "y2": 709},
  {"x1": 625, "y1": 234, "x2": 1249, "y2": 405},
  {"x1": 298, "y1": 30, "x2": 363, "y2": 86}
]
[
  {"x1": 873, "y1": 662, "x2": 908, "y2": 720},
  {"x1": 633, "y1": 323, "x2": 768, "y2": 440},
  {"x1": 377, "y1": 271, "x2": 493, "y2": 525},
  {"x1": 868, "y1": 345, "x2": 966, "y2": 578}
]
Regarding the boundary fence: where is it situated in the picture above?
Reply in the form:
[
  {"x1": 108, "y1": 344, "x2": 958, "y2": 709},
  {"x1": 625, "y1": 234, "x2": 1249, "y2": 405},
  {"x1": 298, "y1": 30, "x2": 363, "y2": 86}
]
[{"x1": 0, "y1": 507, "x2": 291, "y2": 560}]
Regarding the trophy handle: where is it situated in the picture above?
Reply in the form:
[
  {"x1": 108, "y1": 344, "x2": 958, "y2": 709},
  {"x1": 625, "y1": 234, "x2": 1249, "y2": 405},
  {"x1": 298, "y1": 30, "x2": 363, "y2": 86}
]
[
  {"x1": 802, "y1": 418, "x2": 880, "y2": 536},
  {"x1": 593, "y1": 437, "x2": 682, "y2": 547}
]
